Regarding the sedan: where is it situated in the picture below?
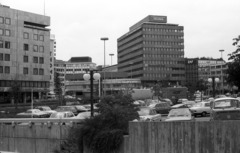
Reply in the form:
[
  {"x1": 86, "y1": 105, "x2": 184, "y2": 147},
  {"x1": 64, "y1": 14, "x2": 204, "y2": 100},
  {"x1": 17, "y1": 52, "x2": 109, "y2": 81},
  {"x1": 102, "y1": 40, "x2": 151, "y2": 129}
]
[
  {"x1": 16, "y1": 109, "x2": 49, "y2": 118},
  {"x1": 55, "y1": 106, "x2": 79, "y2": 115},
  {"x1": 50, "y1": 111, "x2": 75, "y2": 119},
  {"x1": 34, "y1": 106, "x2": 56, "y2": 117},
  {"x1": 137, "y1": 107, "x2": 162, "y2": 121},
  {"x1": 189, "y1": 102, "x2": 211, "y2": 117},
  {"x1": 165, "y1": 108, "x2": 194, "y2": 122}
]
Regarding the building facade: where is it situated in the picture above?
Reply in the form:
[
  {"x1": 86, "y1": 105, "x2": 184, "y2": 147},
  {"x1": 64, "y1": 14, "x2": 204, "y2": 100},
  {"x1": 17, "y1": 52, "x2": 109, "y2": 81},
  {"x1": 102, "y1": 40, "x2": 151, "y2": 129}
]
[
  {"x1": 0, "y1": 5, "x2": 51, "y2": 104},
  {"x1": 117, "y1": 15, "x2": 185, "y2": 87},
  {"x1": 49, "y1": 34, "x2": 56, "y2": 93}
]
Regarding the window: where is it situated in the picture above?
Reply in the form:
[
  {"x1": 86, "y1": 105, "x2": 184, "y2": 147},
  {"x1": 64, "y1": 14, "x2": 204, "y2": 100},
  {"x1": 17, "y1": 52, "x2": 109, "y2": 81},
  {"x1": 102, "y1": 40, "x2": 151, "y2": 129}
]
[
  {"x1": 0, "y1": 40, "x2": 3, "y2": 48},
  {"x1": 0, "y1": 66, "x2": 3, "y2": 73},
  {"x1": 33, "y1": 57, "x2": 38, "y2": 63},
  {"x1": 5, "y1": 29, "x2": 10, "y2": 36},
  {"x1": 5, "y1": 66, "x2": 10, "y2": 74},
  {"x1": 5, "y1": 54, "x2": 10, "y2": 61},
  {"x1": 23, "y1": 56, "x2": 28, "y2": 63},
  {"x1": 0, "y1": 53, "x2": 3, "y2": 60},
  {"x1": 5, "y1": 18, "x2": 11, "y2": 25},
  {"x1": 24, "y1": 44, "x2": 29, "y2": 51},
  {"x1": 33, "y1": 45, "x2": 38, "y2": 52},
  {"x1": 39, "y1": 57, "x2": 44, "y2": 64},
  {"x1": 23, "y1": 67, "x2": 28, "y2": 75},
  {"x1": 39, "y1": 68, "x2": 44, "y2": 75},
  {"x1": 0, "y1": 29, "x2": 3, "y2": 35},
  {"x1": 33, "y1": 34, "x2": 38, "y2": 40},
  {"x1": 39, "y1": 46, "x2": 44, "y2": 52},
  {"x1": 33, "y1": 68, "x2": 38, "y2": 75},
  {"x1": 39, "y1": 35, "x2": 44, "y2": 41},
  {"x1": 5, "y1": 41, "x2": 10, "y2": 49},
  {"x1": 0, "y1": 17, "x2": 3, "y2": 24},
  {"x1": 23, "y1": 32, "x2": 29, "y2": 39}
]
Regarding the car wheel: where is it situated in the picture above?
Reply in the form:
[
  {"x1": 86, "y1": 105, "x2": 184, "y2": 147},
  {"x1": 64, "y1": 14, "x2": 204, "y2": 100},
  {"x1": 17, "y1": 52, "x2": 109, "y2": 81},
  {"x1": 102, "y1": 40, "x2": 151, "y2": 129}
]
[{"x1": 202, "y1": 112, "x2": 207, "y2": 117}]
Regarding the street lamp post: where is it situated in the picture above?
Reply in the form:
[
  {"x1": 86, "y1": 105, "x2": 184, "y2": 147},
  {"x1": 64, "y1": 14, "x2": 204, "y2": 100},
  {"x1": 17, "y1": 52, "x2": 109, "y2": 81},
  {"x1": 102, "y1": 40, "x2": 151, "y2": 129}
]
[
  {"x1": 83, "y1": 69, "x2": 101, "y2": 117},
  {"x1": 100, "y1": 37, "x2": 108, "y2": 96},
  {"x1": 109, "y1": 53, "x2": 114, "y2": 66},
  {"x1": 100, "y1": 37, "x2": 109, "y2": 68},
  {"x1": 208, "y1": 77, "x2": 220, "y2": 98}
]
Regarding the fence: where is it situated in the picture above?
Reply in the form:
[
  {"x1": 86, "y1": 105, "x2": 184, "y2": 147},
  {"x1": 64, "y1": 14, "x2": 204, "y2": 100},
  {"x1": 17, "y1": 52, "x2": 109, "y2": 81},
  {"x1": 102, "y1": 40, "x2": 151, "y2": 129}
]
[
  {"x1": 1, "y1": 120, "x2": 240, "y2": 153},
  {"x1": 127, "y1": 121, "x2": 240, "y2": 153},
  {"x1": 0, "y1": 118, "x2": 82, "y2": 153}
]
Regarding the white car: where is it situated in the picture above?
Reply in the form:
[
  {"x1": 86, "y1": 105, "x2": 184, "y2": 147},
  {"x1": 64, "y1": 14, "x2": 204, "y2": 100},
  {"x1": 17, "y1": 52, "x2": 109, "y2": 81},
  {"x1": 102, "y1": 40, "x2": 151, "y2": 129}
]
[
  {"x1": 136, "y1": 107, "x2": 162, "y2": 121},
  {"x1": 165, "y1": 108, "x2": 195, "y2": 122},
  {"x1": 16, "y1": 109, "x2": 49, "y2": 118},
  {"x1": 50, "y1": 111, "x2": 75, "y2": 119},
  {"x1": 189, "y1": 102, "x2": 211, "y2": 117}
]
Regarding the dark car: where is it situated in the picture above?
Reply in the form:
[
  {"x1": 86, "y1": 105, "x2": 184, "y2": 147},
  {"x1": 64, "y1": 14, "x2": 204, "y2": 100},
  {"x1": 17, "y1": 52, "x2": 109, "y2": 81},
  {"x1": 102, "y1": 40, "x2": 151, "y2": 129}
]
[{"x1": 149, "y1": 102, "x2": 171, "y2": 115}]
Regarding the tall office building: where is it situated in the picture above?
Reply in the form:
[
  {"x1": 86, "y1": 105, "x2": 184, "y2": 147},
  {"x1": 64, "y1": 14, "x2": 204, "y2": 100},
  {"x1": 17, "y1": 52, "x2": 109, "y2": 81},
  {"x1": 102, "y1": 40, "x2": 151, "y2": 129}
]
[
  {"x1": 117, "y1": 15, "x2": 185, "y2": 87},
  {"x1": 49, "y1": 34, "x2": 56, "y2": 93},
  {"x1": 0, "y1": 5, "x2": 51, "y2": 103}
]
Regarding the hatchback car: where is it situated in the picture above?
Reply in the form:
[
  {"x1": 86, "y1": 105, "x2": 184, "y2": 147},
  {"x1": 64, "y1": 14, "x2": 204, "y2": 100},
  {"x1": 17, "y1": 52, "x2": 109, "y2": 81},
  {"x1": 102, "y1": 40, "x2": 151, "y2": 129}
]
[
  {"x1": 189, "y1": 102, "x2": 211, "y2": 117},
  {"x1": 165, "y1": 108, "x2": 194, "y2": 122}
]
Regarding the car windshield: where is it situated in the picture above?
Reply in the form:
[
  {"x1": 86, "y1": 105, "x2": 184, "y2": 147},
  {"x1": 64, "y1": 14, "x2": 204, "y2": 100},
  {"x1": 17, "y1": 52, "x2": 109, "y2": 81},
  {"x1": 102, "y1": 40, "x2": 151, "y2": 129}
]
[
  {"x1": 214, "y1": 100, "x2": 237, "y2": 108},
  {"x1": 168, "y1": 109, "x2": 191, "y2": 117},
  {"x1": 193, "y1": 103, "x2": 202, "y2": 107},
  {"x1": 138, "y1": 108, "x2": 156, "y2": 116}
]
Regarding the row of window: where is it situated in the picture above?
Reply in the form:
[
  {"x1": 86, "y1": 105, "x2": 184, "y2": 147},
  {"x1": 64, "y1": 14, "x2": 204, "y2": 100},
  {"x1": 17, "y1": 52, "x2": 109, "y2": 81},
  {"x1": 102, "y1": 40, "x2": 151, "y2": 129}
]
[
  {"x1": 146, "y1": 61, "x2": 179, "y2": 65},
  {"x1": 23, "y1": 32, "x2": 44, "y2": 41},
  {"x1": 0, "y1": 80, "x2": 49, "y2": 88},
  {"x1": 0, "y1": 66, "x2": 45, "y2": 75},
  {"x1": 0, "y1": 28, "x2": 11, "y2": 36},
  {"x1": 0, "y1": 53, "x2": 10, "y2": 61},
  {"x1": 24, "y1": 44, "x2": 44, "y2": 52},
  {"x1": 144, "y1": 54, "x2": 183, "y2": 58},
  {"x1": 23, "y1": 56, "x2": 44, "y2": 64},
  {"x1": 143, "y1": 35, "x2": 183, "y2": 39},
  {"x1": 0, "y1": 16, "x2": 11, "y2": 25},
  {"x1": 143, "y1": 28, "x2": 183, "y2": 33},
  {"x1": 143, "y1": 48, "x2": 184, "y2": 52},
  {"x1": 143, "y1": 41, "x2": 184, "y2": 46},
  {"x1": 0, "y1": 66, "x2": 10, "y2": 73},
  {"x1": 0, "y1": 40, "x2": 11, "y2": 49}
]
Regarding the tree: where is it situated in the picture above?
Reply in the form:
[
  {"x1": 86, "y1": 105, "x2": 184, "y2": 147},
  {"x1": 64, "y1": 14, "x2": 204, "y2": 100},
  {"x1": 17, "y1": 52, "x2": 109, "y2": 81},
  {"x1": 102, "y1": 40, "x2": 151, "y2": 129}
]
[
  {"x1": 151, "y1": 81, "x2": 163, "y2": 100},
  {"x1": 8, "y1": 81, "x2": 22, "y2": 110},
  {"x1": 54, "y1": 72, "x2": 63, "y2": 105},
  {"x1": 53, "y1": 93, "x2": 139, "y2": 153},
  {"x1": 227, "y1": 35, "x2": 240, "y2": 90}
]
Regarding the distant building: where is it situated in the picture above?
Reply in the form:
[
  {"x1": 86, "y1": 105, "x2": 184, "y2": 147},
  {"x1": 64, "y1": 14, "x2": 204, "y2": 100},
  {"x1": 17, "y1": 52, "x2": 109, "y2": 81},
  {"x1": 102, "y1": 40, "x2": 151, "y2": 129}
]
[
  {"x1": 0, "y1": 5, "x2": 51, "y2": 104},
  {"x1": 117, "y1": 15, "x2": 185, "y2": 87},
  {"x1": 49, "y1": 34, "x2": 56, "y2": 93}
]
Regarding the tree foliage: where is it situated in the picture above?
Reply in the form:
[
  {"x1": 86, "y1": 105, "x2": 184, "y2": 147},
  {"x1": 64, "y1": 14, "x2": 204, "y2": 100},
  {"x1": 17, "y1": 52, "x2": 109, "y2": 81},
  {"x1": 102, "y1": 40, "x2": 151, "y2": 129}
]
[
  {"x1": 80, "y1": 93, "x2": 139, "y2": 153},
  {"x1": 227, "y1": 35, "x2": 240, "y2": 89}
]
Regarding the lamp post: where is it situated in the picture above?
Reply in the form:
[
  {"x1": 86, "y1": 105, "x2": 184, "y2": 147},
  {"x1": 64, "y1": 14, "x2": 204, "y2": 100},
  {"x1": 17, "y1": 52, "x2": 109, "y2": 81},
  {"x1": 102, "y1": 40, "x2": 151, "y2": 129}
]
[
  {"x1": 109, "y1": 53, "x2": 114, "y2": 66},
  {"x1": 100, "y1": 37, "x2": 109, "y2": 68},
  {"x1": 219, "y1": 49, "x2": 224, "y2": 59},
  {"x1": 100, "y1": 37, "x2": 108, "y2": 96},
  {"x1": 83, "y1": 69, "x2": 101, "y2": 117},
  {"x1": 208, "y1": 77, "x2": 219, "y2": 98}
]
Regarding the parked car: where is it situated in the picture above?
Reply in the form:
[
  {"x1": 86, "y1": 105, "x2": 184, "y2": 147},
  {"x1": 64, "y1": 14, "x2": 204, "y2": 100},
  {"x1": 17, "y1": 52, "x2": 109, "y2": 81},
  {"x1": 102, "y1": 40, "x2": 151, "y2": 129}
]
[
  {"x1": 149, "y1": 102, "x2": 171, "y2": 115},
  {"x1": 75, "y1": 112, "x2": 99, "y2": 119},
  {"x1": 136, "y1": 107, "x2": 162, "y2": 121},
  {"x1": 171, "y1": 103, "x2": 189, "y2": 109},
  {"x1": 165, "y1": 108, "x2": 195, "y2": 122},
  {"x1": 74, "y1": 105, "x2": 89, "y2": 113},
  {"x1": 50, "y1": 111, "x2": 75, "y2": 119},
  {"x1": 162, "y1": 98, "x2": 173, "y2": 105},
  {"x1": 210, "y1": 97, "x2": 240, "y2": 120},
  {"x1": 16, "y1": 109, "x2": 49, "y2": 118},
  {"x1": 182, "y1": 101, "x2": 196, "y2": 108},
  {"x1": 34, "y1": 106, "x2": 56, "y2": 117},
  {"x1": 54, "y1": 106, "x2": 79, "y2": 115},
  {"x1": 189, "y1": 101, "x2": 211, "y2": 117},
  {"x1": 177, "y1": 98, "x2": 188, "y2": 104}
]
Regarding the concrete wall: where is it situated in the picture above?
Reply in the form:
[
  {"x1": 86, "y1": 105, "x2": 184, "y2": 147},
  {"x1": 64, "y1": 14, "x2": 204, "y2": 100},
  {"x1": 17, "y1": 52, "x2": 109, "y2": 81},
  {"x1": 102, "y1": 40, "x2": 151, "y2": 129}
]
[{"x1": 0, "y1": 124, "x2": 73, "y2": 153}]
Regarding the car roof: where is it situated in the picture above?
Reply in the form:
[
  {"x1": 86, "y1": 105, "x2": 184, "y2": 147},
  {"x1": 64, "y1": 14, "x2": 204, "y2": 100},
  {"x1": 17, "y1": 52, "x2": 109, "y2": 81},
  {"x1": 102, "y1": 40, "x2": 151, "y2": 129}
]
[{"x1": 214, "y1": 97, "x2": 237, "y2": 101}]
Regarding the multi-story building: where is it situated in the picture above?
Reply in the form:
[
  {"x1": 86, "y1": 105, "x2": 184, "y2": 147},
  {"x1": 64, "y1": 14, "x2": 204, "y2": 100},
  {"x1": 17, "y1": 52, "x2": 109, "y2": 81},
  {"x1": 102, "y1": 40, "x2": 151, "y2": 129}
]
[
  {"x1": 117, "y1": 15, "x2": 185, "y2": 87},
  {"x1": 0, "y1": 5, "x2": 51, "y2": 104},
  {"x1": 49, "y1": 34, "x2": 56, "y2": 93},
  {"x1": 185, "y1": 57, "x2": 227, "y2": 97}
]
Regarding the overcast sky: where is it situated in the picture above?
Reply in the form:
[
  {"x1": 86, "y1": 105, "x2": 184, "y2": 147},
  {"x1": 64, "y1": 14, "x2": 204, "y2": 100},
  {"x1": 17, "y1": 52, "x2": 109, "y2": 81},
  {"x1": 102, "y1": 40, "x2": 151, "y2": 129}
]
[{"x1": 2, "y1": 0, "x2": 240, "y2": 65}]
